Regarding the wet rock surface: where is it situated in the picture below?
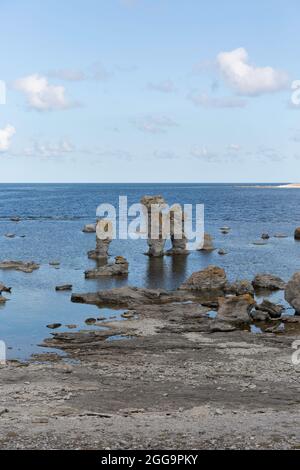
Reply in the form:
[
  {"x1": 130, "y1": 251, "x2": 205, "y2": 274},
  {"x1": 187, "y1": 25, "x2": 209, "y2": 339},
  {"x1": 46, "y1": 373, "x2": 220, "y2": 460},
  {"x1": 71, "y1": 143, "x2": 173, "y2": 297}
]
[
  {"x1": 285, "y1": 272, "x2": 300, "y2": 314},
  {"x1": 0, "y1": 260, "x2": 40, "y2": 273},
  {"x1": 85, "y1": 256, "x2": 129, "y2": 278},
  {"x1": 252, "y1": 273, "x2": 286, "y2": 291}
]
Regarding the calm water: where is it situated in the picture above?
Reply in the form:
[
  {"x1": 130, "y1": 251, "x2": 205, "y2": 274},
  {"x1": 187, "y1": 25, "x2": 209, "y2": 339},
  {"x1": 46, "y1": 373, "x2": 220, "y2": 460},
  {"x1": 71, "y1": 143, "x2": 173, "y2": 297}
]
[{"x1": 1, "y1": 183, "x2": 300, "y2": 360}]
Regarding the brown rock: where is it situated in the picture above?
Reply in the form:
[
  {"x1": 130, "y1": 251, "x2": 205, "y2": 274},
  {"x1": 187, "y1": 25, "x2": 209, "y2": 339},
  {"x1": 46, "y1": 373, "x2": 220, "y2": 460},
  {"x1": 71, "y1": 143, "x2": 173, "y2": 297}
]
[{"x1": 180, "y1": 265, "x2": 227, "y2": 293}]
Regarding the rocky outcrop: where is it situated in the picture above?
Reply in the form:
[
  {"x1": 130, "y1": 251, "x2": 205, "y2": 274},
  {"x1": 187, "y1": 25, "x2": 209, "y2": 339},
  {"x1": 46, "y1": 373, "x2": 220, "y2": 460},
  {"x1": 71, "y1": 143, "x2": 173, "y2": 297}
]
[
  {"x1": 250, "y1": 310, "x2": 271, "y2": 322},
  {"x1": 85, "y1": 256, "x2": 129, "y2": 278},
  {"x1": 141, "y1": 195, "x2": 167, "y2": 257},
  {"x1": 88, "y1": 220, "x2": 113, "y2": 260},
  {"x1": 166, "y1": 204, "x2": 189, "y2": 255},
  {"x1": 180, "y1": 266, "x2": 227, "y2": 293},
  {"x1": 285, "y1": 272, "x2": 300, "y2": 314},
  {"x1": 217, "y1": 294, "x2": 256, "y2": 325},
  {"x1": 294, "y1": 227, "x2": 300, "y2": 240},
  {"x1": 82, "y1": 224, "x2": 96, "y2": 233},
  {"x1": 256, "y1": 299, "x2": 284, "y2": 318},
  {"x1": 198, "y1": 233, "x2": 214, "y2": 251},
  {"x1": 0, "y1": 260, "x2": 39, "y2": 273},
  {"x1": 252, "y1": 274, "x2": 286, "y2": 290}
]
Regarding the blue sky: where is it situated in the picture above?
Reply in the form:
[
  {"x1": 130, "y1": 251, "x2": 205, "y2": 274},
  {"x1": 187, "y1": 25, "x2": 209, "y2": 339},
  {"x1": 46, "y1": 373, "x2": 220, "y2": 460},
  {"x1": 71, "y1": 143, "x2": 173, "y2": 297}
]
[{"x1": 0, "y1": 0, "x2": 299, "y2": 182}]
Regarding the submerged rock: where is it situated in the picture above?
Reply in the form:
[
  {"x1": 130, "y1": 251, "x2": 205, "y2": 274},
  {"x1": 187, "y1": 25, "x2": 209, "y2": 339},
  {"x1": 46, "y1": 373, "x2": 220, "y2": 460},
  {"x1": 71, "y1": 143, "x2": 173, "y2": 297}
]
[
  {"x1": 180, "y1": 265, "x2": 227, "y2": 293},
  {"x1": 4, "y1": 233, "x2": 16, "y2": 239},
  {"x1": 256, "y1": 299, "x2": 284, "y2": 318},
  {"x1": 10, "y1": 216, "x2": 20, "y2": 222},
  {"x1": 82, "y1": 224, "x2": 96, "y2": 233},
  {"x1": 218, "y1": 249, "x2": 228, "y2": 256},
  {"x1": 85, "y1": 256, "x2": 129, "y2": 278},
  {"x1": 55, "y1": 284, "x2": 73, "y2": 291},
  {"x1": 261, "y1": 233, "x2": 270, "y2": 240},
  {"x1": 0, "y1": 295, "x2": 8, "y2": 303},
  {"x1": 252, "y1": 273, "x2": 286, "y2": 290},
  {"x1": 0, "y1": 260, "x2": 39, "y2": 273},
  {"x1": 217, "y1": 294, "x2": 256, "y2": 325},
  {"x1": 47, "y1": 323, "x2": 62, "y2": 329},
  {"x1": 285, "y1": 272, "x2": 300, "y2": 314}
]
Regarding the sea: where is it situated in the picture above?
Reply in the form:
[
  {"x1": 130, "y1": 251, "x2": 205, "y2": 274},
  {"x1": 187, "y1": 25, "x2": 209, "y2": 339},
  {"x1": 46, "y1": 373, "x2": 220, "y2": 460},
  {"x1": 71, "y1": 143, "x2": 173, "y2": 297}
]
[{"x1": 1, "y1": 183, "x2": 300, "y2": 360}]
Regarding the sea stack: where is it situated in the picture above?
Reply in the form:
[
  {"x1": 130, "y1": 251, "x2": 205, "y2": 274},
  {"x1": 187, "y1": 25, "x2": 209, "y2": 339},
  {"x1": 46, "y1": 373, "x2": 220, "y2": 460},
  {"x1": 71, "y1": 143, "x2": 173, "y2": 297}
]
[
  {"x1": 140, "y1": 195, "x2": 167, "y2": 257},
  {"x1": 88, "y1": 219, "x2": 113, "y2": 260}
]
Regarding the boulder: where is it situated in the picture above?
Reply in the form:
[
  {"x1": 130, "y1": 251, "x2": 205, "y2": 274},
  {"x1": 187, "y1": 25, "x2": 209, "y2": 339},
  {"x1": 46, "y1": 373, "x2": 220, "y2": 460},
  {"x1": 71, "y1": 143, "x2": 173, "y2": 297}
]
[
  {"x1": 294, "y1": 227, "x2": 300, "y2": 240},
  {"x1": 225, "y1": 280, "x2": 254, "y2": 296},
  {"x1": 198, "y1": 233, "x2": 214, "y2": 251},
  {"x1": 82, "y1": 224, "x2": 96, "y2": 233},
  {"x1": 85, "y1": 256, "x2": 129, "y2": 278},
  {"x1": 217, "y1": 294, "x2": 256, "y2": 325},
  {"x1": 285, "y1": 272, "x2": 300, "y2": 314},
  {"x1": 256, "y1": 299, "x2": 284, "y2": 318},
  {"x1": 250, "y1": 310, "x2": 271, "y2": 322},
  {"x1": 180, "y1": 265, "x2": 227, "y2": 293},
  {"x1": 47, "y1": 323, "x2": 62, "y2": 329},
  {"x1": 0, "y1": 260, "x2": 39, "y2": 273},
  {"x1": 252, "y1": 273, "x2": 286, "y2": 290}
]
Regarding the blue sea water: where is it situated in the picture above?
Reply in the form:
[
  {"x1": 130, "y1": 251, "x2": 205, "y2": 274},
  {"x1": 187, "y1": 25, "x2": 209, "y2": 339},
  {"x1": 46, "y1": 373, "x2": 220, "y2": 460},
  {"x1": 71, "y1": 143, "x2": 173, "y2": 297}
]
[{"x1": 0, "y1": 183, "x2": 300, "y2": 360}]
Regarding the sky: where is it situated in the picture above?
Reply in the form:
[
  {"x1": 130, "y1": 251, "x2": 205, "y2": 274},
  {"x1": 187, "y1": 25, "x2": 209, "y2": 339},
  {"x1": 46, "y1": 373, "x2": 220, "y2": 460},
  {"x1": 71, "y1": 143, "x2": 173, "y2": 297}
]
[{"x1": 0, "y1": 0, "x2": 299, "y2": 183}]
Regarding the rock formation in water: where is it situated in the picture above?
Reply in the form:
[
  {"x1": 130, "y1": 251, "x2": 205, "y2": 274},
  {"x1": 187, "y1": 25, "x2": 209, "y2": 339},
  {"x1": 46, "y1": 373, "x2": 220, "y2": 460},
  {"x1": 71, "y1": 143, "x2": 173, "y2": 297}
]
[
  {"x1": 294, "y1": 227, "x2": 300, "y2": 240},
  {"x1": 198, "y1": 233, "x2": 214, "y2": 251},
  {"x1": 285, "y1": 272, "x2": 300, "y2": 314},
  {"x1": 166, "y1": 204, "x2": 189, "y2": 255},
  {"x1": 82, "y1": 223, "x2": 96, "y2": 233},
  {"x1": 140, "y1": 195, "x2": 167, "y2": 257},
  {"x1": 0, "y1": 261, "x2": 39, "y2": 273},
  {"x1": 252, "y1": 273, "x2": 286, "y2": 290},
  {"x1": 88, "y1": 220, "x2": 113, "y2": 260},
  {"x1": 85, "y1": 256, "x2": 129, "y2": 278}
]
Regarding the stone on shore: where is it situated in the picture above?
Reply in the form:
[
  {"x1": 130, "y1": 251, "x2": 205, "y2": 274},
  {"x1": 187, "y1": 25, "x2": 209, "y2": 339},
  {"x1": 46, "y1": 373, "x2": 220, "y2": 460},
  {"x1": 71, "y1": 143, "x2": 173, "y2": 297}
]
[
  {"x1": 85, "y1": 256, "x2": 129, "y2": 278},
  {"x1": 82, "y1": 224, "x2": 96, "y2": 233},
  {"x1": 217, "y1": 294, "x2": 256, "y2": 325},
  {"x1": 256, "y1": 299, "x2": 284, "y2": 318},
  {"x1": 0, "y1": 260, "x2": 40, "y2": 273},
  {"x1": 250, "y1": 310, "x2": 271, "y2": 322},
  {"x1": 225, "y1": 280, "x2": 254, "y2": 296},
  {"x1": 180, "y1": 265, "x2": 227, "y2": 293},
  {"x1": 285, "y1": 272, "x2": 300, "y2": 314},
  {"x1": 252, "y1": 273, "x2": 286, "y2": 290}
]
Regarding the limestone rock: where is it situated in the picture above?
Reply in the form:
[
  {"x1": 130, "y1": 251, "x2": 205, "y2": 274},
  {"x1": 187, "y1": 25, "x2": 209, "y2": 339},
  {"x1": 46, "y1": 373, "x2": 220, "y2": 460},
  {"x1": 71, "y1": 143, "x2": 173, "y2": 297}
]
[
  {"x1": 256, "y1": 299, "x2": 284, "y2": 318},
  {"x1": 88, "y1": 220, "x2": 113, "y2": 259},
  {"x1": 167, "y1": 204, "x2": 189, "y2": 255},
  {"x1": 250, "y1": 310, "x2": 271, "y2": 322},
  {"x1": 217, "y1": 294, "x2": 256, "y2": 325},
  {"x1": 180, "y1": 266, "x2": 227, "y2": 293},
  {"x1": 0, "y1": 284, "x2": 11, "y2": 294},
  {"x1": 85, "y1": 256, "x2": 129, "y2": 278},
  {"x1": 141, "y1": 195, "x2": 167, "y2": 257},
  {"x1": 55, "y1": 284, "x2": 73, "y2": 291},
  {"x1": 0, "y1": 260, "x2": 39, "y2": 273},
  {"x1": 198, "y1": 233, "x2": 214, "y2": 251},
  {"x1": 252, "y1": 273, "x2": 286, "y2": 290},
  {"x1": 285, "y1": 272, "x2": 300, "y2": 314},
  {"x1": 225, "y1": 280, "x2": 254, "y2": 296}
]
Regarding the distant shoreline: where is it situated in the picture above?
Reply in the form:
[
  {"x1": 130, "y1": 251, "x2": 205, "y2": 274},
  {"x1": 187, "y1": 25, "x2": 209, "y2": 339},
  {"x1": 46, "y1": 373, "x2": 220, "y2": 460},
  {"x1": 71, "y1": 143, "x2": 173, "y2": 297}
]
[{"x1": 239, "y1": 183, "x2": 300, "y2": 189}]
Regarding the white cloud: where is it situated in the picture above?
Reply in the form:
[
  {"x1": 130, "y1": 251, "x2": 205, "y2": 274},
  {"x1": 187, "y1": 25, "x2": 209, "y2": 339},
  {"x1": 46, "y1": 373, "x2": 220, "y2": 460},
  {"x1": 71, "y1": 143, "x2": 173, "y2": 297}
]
[
  {"x1": 190, "y1": 146, "x2": 218, "y2": 161},
  {"x1": 217, "y1": 48, "x2": 289, "y2": 96},
  {"x1": 23, "y1": 139, "x2": 75, "y2": 158},
  {"x1": 134, "y1": 114, "x2": 178, "y2": 133},
  {"x1": 147, "y1": 80, "x2": 176, "y2": 93},
  {"x1": 0, "y1": 124, "x2": 16, "y2": 152},
  {"x1": 14, "y1": 74, "x2": 76, "y2": 111},
  {"x1": 188, "y1": 91, "x2": 246, "y2": 108},
  {"x1": 47, "y1": 69, "x2": 86, "y2": 81}
]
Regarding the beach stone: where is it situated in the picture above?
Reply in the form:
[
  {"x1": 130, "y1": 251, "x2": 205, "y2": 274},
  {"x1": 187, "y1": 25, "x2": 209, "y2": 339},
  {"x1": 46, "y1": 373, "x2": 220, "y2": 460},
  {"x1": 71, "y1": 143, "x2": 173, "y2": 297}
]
[
  {"x1": 82, "y1": 224, "x2": 96, "y2": 233},
  {"x1": 198, "y1": 233, "x2": 214, "y2": 251},
  {"x1": 85, "y1": 256, "x2": 129, "y2": 278},
  {"x1": 256, "y1": 299, "x2": 284, "y2": 318},
  {"x1": 85, "y1": 318, "x2": 97, "y2": 325},
  {"x1": 294, "y1": 227, "x2": 300, "y2": 240},
  {"x1": 0, "y1": 260, "x2": 40, "y2": 273},
  {"x1": 285, "y1": 272, "x2": 300, "y2": 314},
  {"x1": 252, "y1": 274, "x2": 286, "y2": 290},
  {"x1": 180, "y1": 265, "x2": 227, "y2": 293},
  {"x1": 141, "y1": 195, "x2": 167, "y2": 257},
  {"x1": 217, "y1": 294, "x2": 256, "y2": 325}
]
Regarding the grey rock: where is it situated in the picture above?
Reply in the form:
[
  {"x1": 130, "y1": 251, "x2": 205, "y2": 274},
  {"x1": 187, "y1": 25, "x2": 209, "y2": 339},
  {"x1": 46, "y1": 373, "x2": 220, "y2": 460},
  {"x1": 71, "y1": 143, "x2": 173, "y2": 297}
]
[
  {"x1": 141, "y1": 195, "x2": 167, "y2": 257},
  {"x1": 257, "y1": 299, "x2": 284, "y2": 318},
  {"x1": 85, "y1": 256, "x2": 129, "y2": 278},
  {"x1": 0, "y1": 260, "x2": 40, "y2": 273},
  {"x1": 225, "y1": 280, "x2": 254, "y2": 296},
  {"x1": 55, "y1": 284, "x2": 73, "y2": 291},
  {"x1": 285, "y1": 272, "x2": 300, "y2": 314},
  {"x1": 252, "y1": 274, "x2": 286, "y2": 290},
  {"x1": 198, "y1": 233, "x2": 214, "y2": 251},
  {"x1": 82, "y1": 224, "x2": 96, "y2": 233},
  {"x1": 250, "y1": 310, "x2": 271, "y2": 322},
  {"x1": 217, "y1": 294, "x2": 256, "y2": 325}
]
